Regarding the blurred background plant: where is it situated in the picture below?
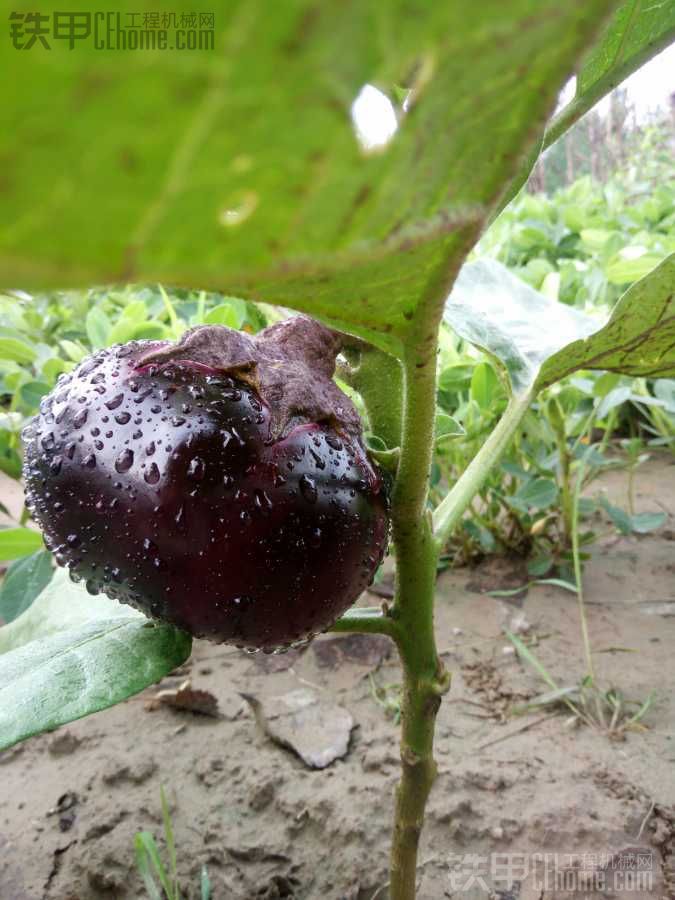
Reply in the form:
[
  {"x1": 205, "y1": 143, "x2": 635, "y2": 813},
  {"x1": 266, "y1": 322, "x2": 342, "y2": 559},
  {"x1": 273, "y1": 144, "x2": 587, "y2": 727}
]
[{"x1": 480, "y1": 108, "x2": 674, "y2": 312}]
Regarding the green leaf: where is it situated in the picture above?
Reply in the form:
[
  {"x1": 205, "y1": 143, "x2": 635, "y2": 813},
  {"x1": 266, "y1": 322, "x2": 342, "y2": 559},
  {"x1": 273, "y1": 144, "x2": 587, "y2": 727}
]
[
  {"x1": 444, "y1": 260, "x2": 599, "y2": 396},
  {"x1": 201, "y1": 866, "x2": 212, "y2": 900},
  {"x1": 0, "y1": 551, "x2": 53, "y2": 624},
  {"x1": 534, "y1": 577, "x2": 579, "y2": 594},
  {"x1": 0, "y1": 2, "x2": 617, "y2": 353},
  {"x1": 629, "y1": 511, "x2": 666, "y2": 534},
  {"x1": 86, "y1": 307, "x2": 111, "y2": 349},
  {"x1": 605, "y1": 253, "x2": 664, "y2": 285},
  {"x1": 203, "y1": 299, "x2": 248, "y2": 329},
  {"x1": 0, "y1": 527, "x2": 43, "y2": 561},
  {"x1": 511, "y1": 685, "x2": 580, "y2": 714},
  {"x1": 19, "y1": 381, "x2": 51, "y2": 410},
  {"x1": 0, "y1": 336, "x2": 36, "y2": 364},
  {"x1": 506, "y1": 630, "x2": 559, "y2": 690},
  {"x1": 653, "y1": 379, "x2": 675, "y2": 414},
  {"x1": 364, "y1": 432, "x2": 388, "y2": 452},
  {"x1": 579, "y1": 3, "x2": 675, "y2": 95},
  {"x1": 445, "y1": 255, "x2": 675, "y2": 397},
  {"x1": 545, "y1": 1, "x2": 675, "y2": 147},
  {"x1": 0, "y1": 411, "x2": 23, "y2": 432},
  {"x1": 60, "y1": 339, "x2": 87, "y2": 363},
  {"x1": 509, "y1": 477, "x2": 558, "y2": 511},
  {"x1": 40, "y1": 357, "x2": 70, "y2": 383},
  {"x1": 135, "y1": 833, "x2": 167, "y2": 900},
  {"x1": 131, "y1": 323, "x2": 172, "y2": 341},
  {"x1": 462, "y1": 519, "x2": 496, "y2": 553},
  {"x1": 438, "y1": 364, "x2": 474, "y2": 393},
  {"x1": 580, "y1": 228, "x2": 613, "y2": 252},
  {"x1": 591, "y1": 372, "x2": 620, "y2": 398},
  {"x1": 160, "y1": 785, "x2": 179, "y2": 899},
  {"x1": 0, "y1": 570, "x2": 191, "y2": 750},
  {"x1": 540, "y1": 253, "x2": 675, "y2": 385},
  {"x1": 600, "y1": 498, "x2": 633, "y2": 535},
  {"x1": 527, "y1": 555, "x2": 553, "y2": 577},
  {"x1": 596, "y1": 385, "x2": 632, "y2": 419},
  {"x1": 0, "y1": 451, "x2": 22, "y2": 480},
  {"x1": 435, "y1": 412, "x2": 464, "y2": 443},
  {"x1": 470, "y1": 362, "x2": 498, "y2": 410},
  {"x1": 107, "y1": 300, "x2": 149, "y2": 344}
]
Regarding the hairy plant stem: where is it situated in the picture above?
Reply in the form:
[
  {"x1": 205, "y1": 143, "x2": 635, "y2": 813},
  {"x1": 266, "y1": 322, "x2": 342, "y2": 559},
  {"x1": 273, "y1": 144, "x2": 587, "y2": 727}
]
[
  {"x1": 388, "y1": 338, "x2": 447, "y2": 900},
  {"x1": 333, "y1": 370, "x2": 536, "y2": 898},
  {"x1": 333, "y1": 307, "x2": 450, "y2": 898}
]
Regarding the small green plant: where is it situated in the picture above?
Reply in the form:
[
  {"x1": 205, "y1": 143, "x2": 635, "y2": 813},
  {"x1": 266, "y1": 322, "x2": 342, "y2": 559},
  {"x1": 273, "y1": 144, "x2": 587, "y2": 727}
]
[
  {"x1": 134, "y1": 787, "x2": 211, "y2": 900},
  {"x1": 505, "y1": 439, "x2": 658, "y2": 739},
  {"x1": 432, "y1": 355, "x2": 672, "y2": 577},
  {"x1": 507, "y1": 631, "x2": 655, "y2": 739}
]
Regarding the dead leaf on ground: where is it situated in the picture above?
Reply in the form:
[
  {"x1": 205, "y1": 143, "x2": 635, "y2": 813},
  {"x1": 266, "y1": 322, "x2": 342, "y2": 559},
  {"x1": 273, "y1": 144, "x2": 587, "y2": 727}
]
[{"x1": 145, "y1": 679, "x2": 220, "y2": 718}]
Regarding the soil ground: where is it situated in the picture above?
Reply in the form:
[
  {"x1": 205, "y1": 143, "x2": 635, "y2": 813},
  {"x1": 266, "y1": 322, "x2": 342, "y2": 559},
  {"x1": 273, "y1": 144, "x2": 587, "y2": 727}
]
[{"x1": 1, "y1": 456, "x2": 674, "y2": 900}]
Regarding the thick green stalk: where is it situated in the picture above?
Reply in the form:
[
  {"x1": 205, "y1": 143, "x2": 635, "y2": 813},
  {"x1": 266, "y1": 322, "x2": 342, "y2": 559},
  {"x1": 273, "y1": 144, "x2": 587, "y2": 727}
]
[
  {"x1": 334, "y1": 329, "x2": 446, "y2": 898},
  {"x1": 387, "y1": 336, "x2": 447, "y2": 900},
  {"x1": 336, "y1": 385, "x2": 534, "y2": 899}
]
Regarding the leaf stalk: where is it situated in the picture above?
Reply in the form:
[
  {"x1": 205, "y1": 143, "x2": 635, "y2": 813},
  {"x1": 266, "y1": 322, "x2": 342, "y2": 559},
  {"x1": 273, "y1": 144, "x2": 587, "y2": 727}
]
[{"x1": 433, "y1": 391, "x2": 533, "y2": 552}]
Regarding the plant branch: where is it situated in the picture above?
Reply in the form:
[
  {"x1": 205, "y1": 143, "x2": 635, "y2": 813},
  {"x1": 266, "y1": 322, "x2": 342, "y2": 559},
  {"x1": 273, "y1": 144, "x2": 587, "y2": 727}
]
[
  {"x1": 329, "y1": 608, "x2": 400, "y2": 638},
  {"x1": 433, "y1": 391, "x2": 533, "y2": 551},
  {"x1": 571, "y1": 447, "x2": 596, "y2": 682},
  {"x1": 548, "y1": 396, "x2": 574, "y2": 546}
]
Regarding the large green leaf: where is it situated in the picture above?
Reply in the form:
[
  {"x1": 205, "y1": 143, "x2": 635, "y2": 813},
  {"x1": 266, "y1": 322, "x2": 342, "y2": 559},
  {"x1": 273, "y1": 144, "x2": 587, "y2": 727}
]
[
  {"x1": 0, "y1": 527, "x2": 44, "y2": 561},
  {"x1": 0, "y1": 567, "x2": 129, "y2": 655},
  {"x1": 0, "y1": 1, "x2": 617, "y2": 353},
  {"x1": 545, "y1": 0, "x2": 675, "y2": 147},
  {"x1": 443, "y1": 259, "x2": 600, "y2": 395},
  {"x1": 0, "y1": 550, "x2": 53, "y2": 624},
  {"x1": 0, "y1": 570, "x2": 191, "y2": 749},
  {"x1": 579, "y1": 1, "x2": 675, "y2": 94},
  {"x1": 444, "y1": 254, "x2": 675, "y2": 396},
  {"x1": 540, "y1": 253, "x2": 675, "y2": 385}
]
